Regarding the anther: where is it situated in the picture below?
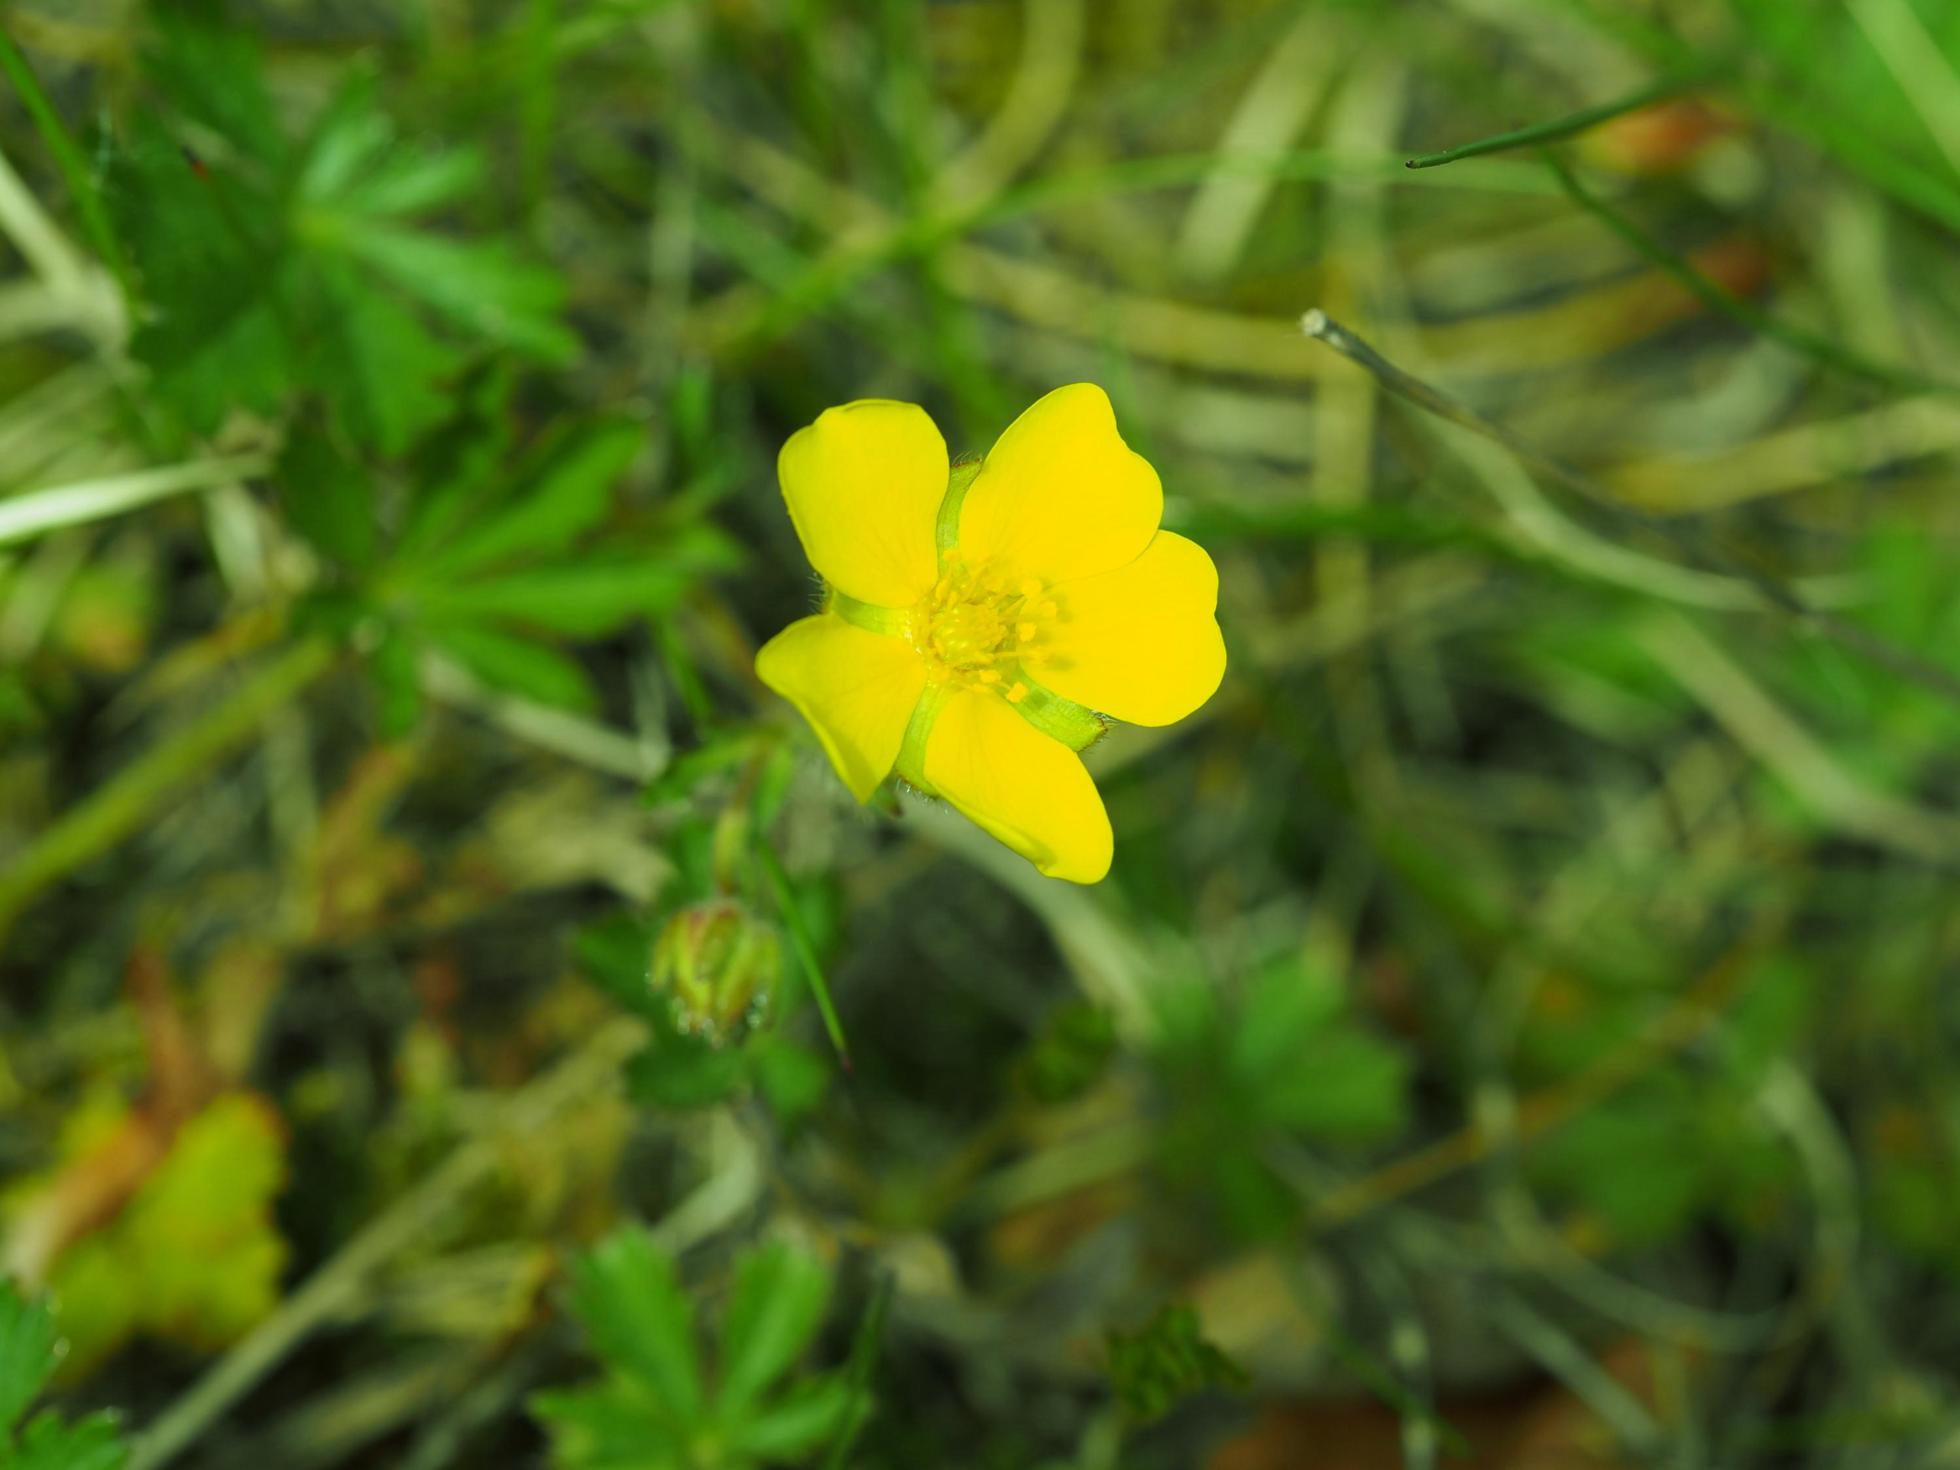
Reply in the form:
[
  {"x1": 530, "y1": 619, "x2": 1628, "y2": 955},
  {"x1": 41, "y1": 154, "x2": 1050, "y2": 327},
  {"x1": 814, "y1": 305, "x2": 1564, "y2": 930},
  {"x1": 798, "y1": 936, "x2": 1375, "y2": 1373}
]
[
  {"x1": 1006, "y1": 681, "x2": 1028, "y2": 704},
  {"x1": 1016, "y1": 622, "x2": 1036, "y2": 643}
]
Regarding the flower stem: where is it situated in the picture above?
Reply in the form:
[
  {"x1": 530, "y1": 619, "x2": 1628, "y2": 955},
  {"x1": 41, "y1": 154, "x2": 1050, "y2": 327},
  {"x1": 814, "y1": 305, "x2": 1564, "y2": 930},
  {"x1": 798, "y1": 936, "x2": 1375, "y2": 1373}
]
[
  {"x1": 1403, "y1": 60, "x2": 1728, "y2": 170},
  {"x1": 0, "y1": 636, "x2": 339, "y2": 948}
]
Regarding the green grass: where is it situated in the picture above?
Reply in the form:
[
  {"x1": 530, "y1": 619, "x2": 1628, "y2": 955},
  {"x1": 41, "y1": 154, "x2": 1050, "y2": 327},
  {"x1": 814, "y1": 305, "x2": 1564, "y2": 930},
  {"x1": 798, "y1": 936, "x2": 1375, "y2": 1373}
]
[{"x1": 3, "y1": 1, "x2": 1960, "y2": 1467}]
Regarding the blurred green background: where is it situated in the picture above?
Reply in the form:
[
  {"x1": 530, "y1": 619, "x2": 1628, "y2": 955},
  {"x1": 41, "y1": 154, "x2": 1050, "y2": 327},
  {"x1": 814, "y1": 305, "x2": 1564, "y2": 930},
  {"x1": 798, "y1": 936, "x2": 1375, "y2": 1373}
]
[{"x1": 4, "y1": 0, "x2": 1960, "y2": 1465}]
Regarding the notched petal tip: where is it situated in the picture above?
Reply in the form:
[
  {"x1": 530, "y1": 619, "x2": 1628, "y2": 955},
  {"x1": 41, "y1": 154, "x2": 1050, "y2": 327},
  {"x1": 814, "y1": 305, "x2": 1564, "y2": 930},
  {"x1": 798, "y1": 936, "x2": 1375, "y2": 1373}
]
[
  {"x1": 956, "y1": 382, "x2": 1163, "y2": 585},
  {"x1": 777, "y1": 398, "x2": 948, "y2": 608}
]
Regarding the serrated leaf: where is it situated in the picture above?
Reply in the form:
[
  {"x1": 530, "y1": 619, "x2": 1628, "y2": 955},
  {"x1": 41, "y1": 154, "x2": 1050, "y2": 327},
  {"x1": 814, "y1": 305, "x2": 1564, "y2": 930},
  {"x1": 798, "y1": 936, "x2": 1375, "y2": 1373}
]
[
  {"x1": 566, "y1": 1230, "x2": 701, "y2": 1422},
  {"x1": 421, "y1": 422, "x2": 645, "y2": 579},
  {"x1": 144, "y1": 3, "x2": 285, "y2": 168},
  {"x1": 312, "y1": 261, "x2": 463, "y2": 454},
  {"x1": 715, "y1": 1243, "x2": 832, "y2": 1418},
  {"x1": 426, "y1": 624, "x2": 596, "y2": 711},
  {"x1": 0, "y1": 1285, "x2": 58, "y2": 1435},
  {"x1": 530, "y1": 1384, "x2": 685, "y2": 1470},
  {"x1": 342, "y1": 225, "x2": 575, "y2": 360},
  {"x1": 725, "y1": 1374, "x2": 853, "y2": 1460},
  {"x1": 9, "y1": 1411, "x2": 128, "y2": 1470},
  {"x1": 295, "y1": 72, "x2": 394, "y2": 204},
  {"x1": 337, "y1": 147, "x2": 487, "y2": 219}
]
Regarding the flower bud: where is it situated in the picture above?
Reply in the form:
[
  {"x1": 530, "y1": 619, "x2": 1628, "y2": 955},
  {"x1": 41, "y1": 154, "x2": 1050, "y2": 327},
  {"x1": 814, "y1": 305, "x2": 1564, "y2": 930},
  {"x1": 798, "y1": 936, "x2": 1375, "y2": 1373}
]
[{"x1": 650, "y1": 900, "x2": 779, "y2": 1044}]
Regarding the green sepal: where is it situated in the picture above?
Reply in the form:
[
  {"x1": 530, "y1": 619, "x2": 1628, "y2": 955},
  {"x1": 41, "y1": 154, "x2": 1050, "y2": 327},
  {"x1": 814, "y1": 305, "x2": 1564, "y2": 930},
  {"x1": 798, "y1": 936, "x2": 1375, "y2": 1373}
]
[
  {"x1": 826, "y1": 588, "x2": 911, "y2": 636},
  {"x1": 935, "y1": 460, "x2": 983, "y2": 560},
  {"x1": 1006, "y1": 671, "x2": 1108, "y2": 752}
]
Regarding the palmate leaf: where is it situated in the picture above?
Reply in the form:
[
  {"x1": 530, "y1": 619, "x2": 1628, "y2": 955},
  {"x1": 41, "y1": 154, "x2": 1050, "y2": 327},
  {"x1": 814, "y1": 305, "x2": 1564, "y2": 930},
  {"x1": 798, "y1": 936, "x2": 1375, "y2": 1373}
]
[
  {"x1": 115, "y1": 30, "x2": 570, "y2": 451},
  {"x1": 529, "y1": 1384, "x2": 685, "y2": 1470},
  {"x1": 419, "y1": 422, "x2": 648, "y2": 580},
  {"x1": 0, "y1": 1284, "x2": 129, "y2": 1470},
  {"x1": 425, "y1": 623, "x2": 597, "y2": 712},
  {"x1": 312, "y1": 259, "x2": 464, "y2": 457},
  {"x1": 540, "y1": 1231, "x2": 854, "y2": 1470},
  {"x1": 341, "y1": 226, "x2": 575, "y2": 362},
  {"x1": 7, "y1": 1414, "x2": 127, "y2": 1470},
  {"x1": 725, "y1": 1375, "x2": 852, "y2": 1460},
  {"x1": 0, "y1": 1288, "x2": 58, "y2": 1436},
  {"x1": 715, "y1": 1244, "x2": 832, "y2": 1417},
  {"x1": 565, "y1": 1231, "x2": 702, "y2": 1422}
]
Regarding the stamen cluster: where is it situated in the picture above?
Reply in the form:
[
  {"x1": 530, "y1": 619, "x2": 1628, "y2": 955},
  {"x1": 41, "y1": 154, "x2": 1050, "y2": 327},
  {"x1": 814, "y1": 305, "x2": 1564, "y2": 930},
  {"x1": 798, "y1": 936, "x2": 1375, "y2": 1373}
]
[{"x1": 912, "y1": 552, "x2": 1058, "y2": 700}]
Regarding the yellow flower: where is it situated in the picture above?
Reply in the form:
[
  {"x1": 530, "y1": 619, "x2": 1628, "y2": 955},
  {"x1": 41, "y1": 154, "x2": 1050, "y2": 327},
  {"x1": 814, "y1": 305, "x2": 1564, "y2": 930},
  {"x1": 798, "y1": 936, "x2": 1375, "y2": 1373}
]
[{"x1": 755, "y1": 384, "x2": 1226, "y2": 884}]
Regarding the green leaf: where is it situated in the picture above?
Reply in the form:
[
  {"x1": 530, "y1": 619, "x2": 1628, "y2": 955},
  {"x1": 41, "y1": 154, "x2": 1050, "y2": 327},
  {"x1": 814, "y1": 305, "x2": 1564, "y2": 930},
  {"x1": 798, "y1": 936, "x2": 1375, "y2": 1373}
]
[
  {"x1": 9, "y1": 1413, "x2": 128, "y2": 1470},
  {"x1": 624, "y1": 1034, "x2": 748, "y2": 1112},
  {"x1": 295, "y1": 72, "x2": 394, "y2": 204},
  {"x1": 1531, "y1": 1088, "x2": 1709, "y2": 1246},
  {"x1": 751, "y1": 1038, "x2": 830, "y2": 1126},
  {"x1": 421, "y1": 421, "x2": 645, "y2": 578},
  {"x1": 726, "y1": 1374, "x2": 852, "y2": 1460},
  {"x1": 336, "y1": 146, "x2": 487, "y2": 219},
  {"x1": 312, "y1": 261, "x2": 462, "y2": 454},
  {"x1": 1105, "y1": 1304, "x2": 1248, "y2": 1423},
  {"x1": 715, "y1": 1243, "x2": 833, "y2": 1418},
  {"x1": 278, "y1": 424, "x2": 376, "y2": 569},
  {"x1": 574, "y1": 915, "x2": 659, "y2": 1017},
  {"x1": 111, "y1": 123, "x2": 292, "y2": 433},
  {"x1": 0, "y1": 1284, "x2": 58, "y2": 1436},
  {"x1": 144, "y1": 2, "x2": 285, "y2": 168},
  {"x1": 368, "y1": 629, "x2": 424, "y2": 739},
  {"x1": 530, "y1": 1384, "x2": 684, "y2": 1470},
  {"x1": 426, "y1": 624, "x2": 596, "y2": 711},
  {"x1": 566, "y1": 1230, "x2": 702, "y2": 1423},
  {"x1": 342, "y1": 225, "x2": 576, "y2": 360},
  {"x1": 1259, "y1": 1027, "x2": 1410, "y2": 1143},
  {"x1": 414, "y1": 557, "x2": 700, "y2": 638},
  {"x1": 1229, "y1": 961, "x2": 1344, "y2": 1085}
]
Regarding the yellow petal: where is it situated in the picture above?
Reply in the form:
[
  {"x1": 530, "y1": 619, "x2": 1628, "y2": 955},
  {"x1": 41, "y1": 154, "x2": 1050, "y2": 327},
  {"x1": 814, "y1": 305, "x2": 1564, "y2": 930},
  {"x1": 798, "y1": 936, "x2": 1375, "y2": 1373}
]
[
  {"x1": 755, "y1": 614, "x2": 927, "y2": 802},
  {"x1": 779, "y1": 399, "x2": 947, "y2": 606},
  {"x1": 923, "y1": 688, "x2": 1112, "y2": 883},
  {"x1": 955, "y1": 383, "x2": 1161, "y2": 584},
  {"x1": 1040, "y1": 531, "x2": 1226, "y2": 726}
]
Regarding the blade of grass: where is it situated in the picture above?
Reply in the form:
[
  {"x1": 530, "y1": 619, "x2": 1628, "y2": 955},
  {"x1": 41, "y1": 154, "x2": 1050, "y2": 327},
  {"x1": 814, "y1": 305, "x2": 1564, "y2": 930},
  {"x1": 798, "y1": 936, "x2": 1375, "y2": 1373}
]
[
  {"x1": 1298, "y1": 308, "x2": 1960, "y2": 711},
  {"x1": 1541, "y1": 148, "x2": 1959, "y2": 399},
  {"x1": 1405, "y1": 58, "x2": 1729, "y2": 169},
  {"x1": 0, "y1": 25, "x2": 134, "y2": 306},
  {"x1": 758, "y1": 843, "x2": 851, "y2": 1072},
  {"x1": 819, "y1": 1270, "x2": 894, "y2": 1470},
  {"x1": 0, "y1": 455, "x2": 271, "y2": 547}
]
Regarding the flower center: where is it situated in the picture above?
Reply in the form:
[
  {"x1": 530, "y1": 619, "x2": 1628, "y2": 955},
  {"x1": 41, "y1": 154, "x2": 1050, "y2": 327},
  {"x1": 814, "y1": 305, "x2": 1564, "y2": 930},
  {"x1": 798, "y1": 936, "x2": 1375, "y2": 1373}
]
[{"x1": 913, "y1": 553, "x2": 1057, "y2": 700}]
